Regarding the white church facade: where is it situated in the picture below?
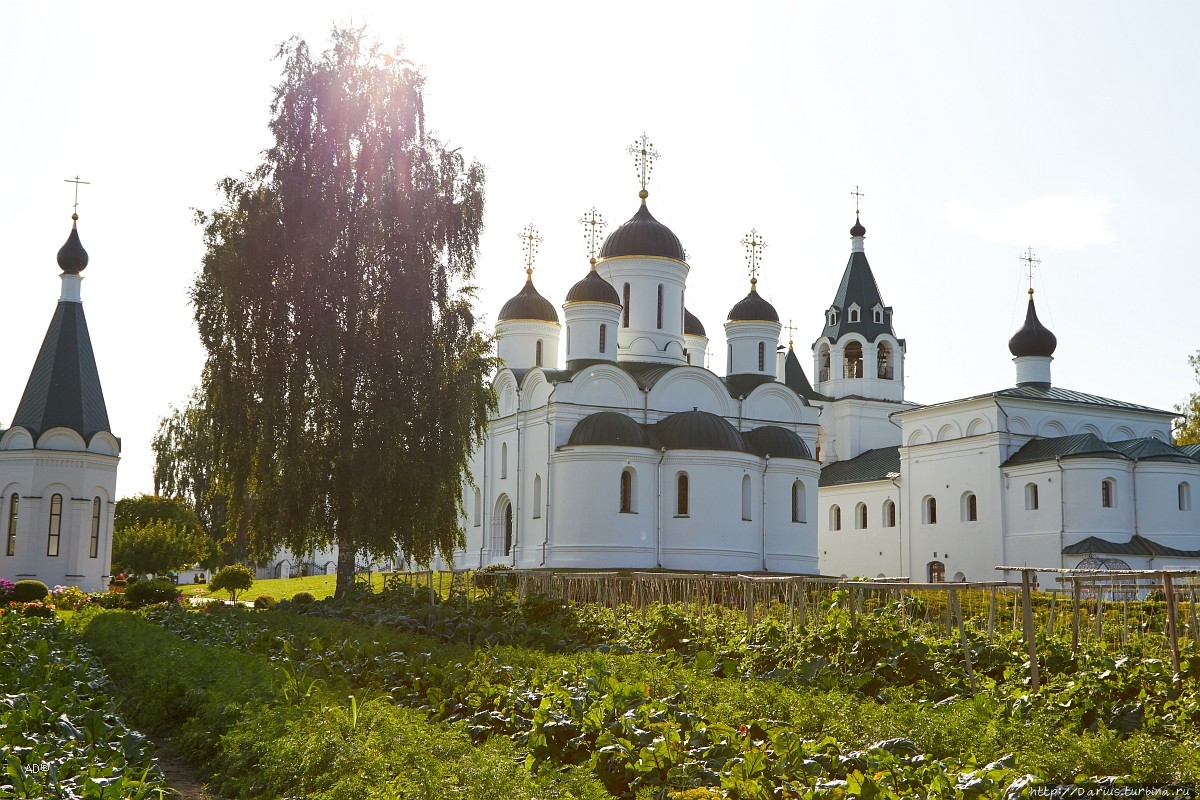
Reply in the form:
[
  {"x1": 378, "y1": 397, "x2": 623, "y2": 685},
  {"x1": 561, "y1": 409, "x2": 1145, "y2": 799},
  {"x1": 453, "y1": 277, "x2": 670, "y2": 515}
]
[
  {"x1": 458, "y1": 152, "x2": 1200, "y2": 582},
  {"x1": 0, "y1": 213, "x2": 120, "y2": 593}
]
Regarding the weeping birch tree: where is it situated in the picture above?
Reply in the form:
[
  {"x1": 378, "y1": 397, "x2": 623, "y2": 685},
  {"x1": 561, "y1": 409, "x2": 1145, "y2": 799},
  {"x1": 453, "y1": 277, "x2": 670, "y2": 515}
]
[{"x1": 191, "y1": 26, "x2": 494, "y2": 597}]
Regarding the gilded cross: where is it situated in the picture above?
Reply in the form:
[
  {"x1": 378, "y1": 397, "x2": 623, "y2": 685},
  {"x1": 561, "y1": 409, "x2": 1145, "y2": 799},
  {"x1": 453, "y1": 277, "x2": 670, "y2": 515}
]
[
  {"x1": 627, "y1": 133, "x2": 658, "y2": 193},
  {"x1": 851, "y1": 185, "x2": 864, "y2": 216},
  {"x1": 520, "y1": 223, "x2": 542, "y2": 277},
  {"x1": 784, "y1": 319, "x2": 798, "y2": 348},
  {"x1": 741, "y1": 228, "x2": 768, "y2": 287},
  {"x1": 579, "y1": 208, "x2": 607, "y2": 265},
  {"x1": 1020, "y1": 246, "x2": 1041, "y2": 293},
  {"x1": 64, "y1": 175, "x2": 90, "y2": 214}
]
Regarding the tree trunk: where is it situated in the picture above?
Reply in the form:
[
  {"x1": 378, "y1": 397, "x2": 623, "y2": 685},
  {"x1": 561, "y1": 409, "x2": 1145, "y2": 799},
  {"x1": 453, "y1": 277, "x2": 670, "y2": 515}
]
[{"x1": 335, "y1": 537, "x2": 356, "y2": 599}]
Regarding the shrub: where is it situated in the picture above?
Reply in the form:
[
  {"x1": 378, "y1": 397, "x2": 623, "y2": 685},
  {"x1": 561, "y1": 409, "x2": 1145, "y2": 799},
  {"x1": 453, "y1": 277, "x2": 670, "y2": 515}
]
[
  {"x1": 52, "y1": 585, "x2": 90, "y2": 611},
  {"x1": 124, "y1": 578, "x2": 181, "y2": 608},
  {"x1": 89, "y1": 592, "x2": 126, "y2": 609},
  {"x1": 19, "y1": 601, "x2": 57, "y2": 618},
  {"x1": 473, "y1": 563, "x2": 513, "y2": 592},
  {"x1": 291, "y1": 591, "x2": 316, "y2": 606},
  {"x1": 209, "y1": 565, "x2": 255, "y2": 601},
  {"x1": 0, "y1": 578, "x2": 14, "y2": 601},
  {"x1": 12, "y1": 580, "x2": 49, "y2": 603},
  {"x1": 254, "y1": 595, "x2": 277, "y2": 609}
]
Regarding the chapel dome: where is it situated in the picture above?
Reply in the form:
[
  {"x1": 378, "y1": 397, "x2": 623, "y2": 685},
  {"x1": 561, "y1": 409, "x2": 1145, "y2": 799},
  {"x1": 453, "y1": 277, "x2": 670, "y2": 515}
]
[
  {"x1": 57, "y1": 215, "x2": 89, "y2": 275},
  {"x1": 565, "y1": 269, "x2": 620, "y2": 305},
  {"x1": 498, "y1": 277, "x2": 559, "y2": 323},
  {"x1": 743, "y1": 426, "x2": 812, "y2": 459},
  {"x1": 655, "y1": 409, "x2": 749, "y2": 452},
  {"x1": 567, "y1": 411, "x2": 648, "y2": 447},
  {"x1": 600, "y1": 201, "x2": 686, "y2": 261},
  {"x1": 683, "y1": 308, "x2": 706, "y2": 336},
  {"x1": 726, "y1": 287, "x2": 780, "y2": 323},
  {"x1": 1008, "y1": 293, "x2": 1057, "y2": 358},
  {"x1": 850, "y1": 215, "x2": 866, "y2": 237}
]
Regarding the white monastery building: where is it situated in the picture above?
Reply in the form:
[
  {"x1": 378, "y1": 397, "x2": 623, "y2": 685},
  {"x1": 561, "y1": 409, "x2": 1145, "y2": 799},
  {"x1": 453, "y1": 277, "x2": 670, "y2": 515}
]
[
  {"x1": 0, "y1": 213, "x2": 119, "y2": 593},
  {"x1": 458, "y1": 145, "x2": 1200, "y2": 583}
]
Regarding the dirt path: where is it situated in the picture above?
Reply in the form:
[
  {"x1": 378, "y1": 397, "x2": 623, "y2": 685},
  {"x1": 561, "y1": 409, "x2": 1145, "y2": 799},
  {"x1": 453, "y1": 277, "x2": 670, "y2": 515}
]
[{"x1": 154, "y1": 748, "x2": 220, "y2": 800}]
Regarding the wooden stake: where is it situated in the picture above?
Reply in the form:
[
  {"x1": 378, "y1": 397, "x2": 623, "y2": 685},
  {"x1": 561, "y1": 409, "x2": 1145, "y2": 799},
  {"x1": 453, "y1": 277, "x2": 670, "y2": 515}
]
[
  {"x1": 1190, "y1": 586, "x2": 1199, "y2": 645},
  {"x1": 1164, "y1": 572, "x2": 1181, "y2": 682},
  {"x1": 1071, "y1": 579, "x2": 1081, "y2": 654},
  {"x1": 987, "y1": 587, "x2": 996, "y2": 644},
  {"x1": 1048, "y1": 590, "x2": 1057, "y2": 638},
  {"x1": 1021, "y1": 569, "x2": 1040, "y2": 691},
  {"x1": 951, "y1": 587, "x2": 975, "y2": 693}
]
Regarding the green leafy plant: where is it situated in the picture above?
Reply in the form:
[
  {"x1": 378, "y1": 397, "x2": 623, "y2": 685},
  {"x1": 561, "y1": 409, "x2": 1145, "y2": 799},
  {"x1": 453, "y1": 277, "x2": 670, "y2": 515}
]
[
  {"x1": 123, "y1": 577, "x2": 182, "y2": 608},
  {"x1": 11, "y1": 579, "x2": 49, "y2": 603},
  {"x1": 209, "y1": 564, "x2": 255, "y2": 601}
]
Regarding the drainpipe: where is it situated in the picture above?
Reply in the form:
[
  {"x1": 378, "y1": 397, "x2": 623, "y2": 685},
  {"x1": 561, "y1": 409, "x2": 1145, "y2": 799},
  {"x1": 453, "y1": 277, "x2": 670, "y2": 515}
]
[
  {"x1": 512, "y1": 387, "x2": 521, "y2": 567},
  {"x1": 1057, "y1": 456, "x2": 1066, "y2": 562},
  {"x1": 1131, "y1": 460, "x2": 1139, "y2": 537},
  {"x1": 737, "y1": 396, "x2": 745, "y2": 431},
  {"x1": 761, "y1": 454, "x2": 770, "y2": 571},
  {"x1": 655, "y1": 447, "x2": 667, "y2": 567},
  {"x1": 642, "y1": 387, "x2": 650, "y2": 425},
  {"x1": 479, "y1": 431, "x2": 488, "y2": 568},
  {"x1": 540, "y1": 383, "x2": 558, "y2": 566},
  {"x1": 891, "y1": 475, "x2": 903, "y2": 577}
]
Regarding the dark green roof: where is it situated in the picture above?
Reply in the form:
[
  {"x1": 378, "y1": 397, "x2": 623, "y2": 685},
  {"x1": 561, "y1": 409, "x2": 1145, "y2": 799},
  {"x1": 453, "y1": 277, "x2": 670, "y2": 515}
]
[
  {"x1": 565, "y1": 269, "x2": 620, "y2": 305},
  {"x1": 655, "y1": 410, "x2": 750, "y2": 452},
  {"x1": 783, "y1": 346, "x2": 822, "y2": 400},
  {"x1": 11, "y1": 300, "x2": 111, "y2": 444},
  {"x1": 567, "y1": 412, "x2": 649, "y2": 447},
  {"x1": 905, "y1": 385, "x2": 1174, "y2": 418},
  {"x1": 1063, "y1": 535, "x2": 1200, "y2": 559},
  {"x1": 1181, "y1": 444, "x2": 1200, "y2": 461},
  {"x1": 819, "y1": 447, "x2": 900, "y2": 486},
  {"x1": 600, "y1": 202, "x2": 685, "y2": 261},
  {"x1": 684, "y1": 308, "x2": 705, "y2": 336},
  {"x1": 743, "y1": 426, "x2": 812, "y2": 459},
  {"x1": 726, "y1": 287, "x2": 780, "y2": 322},
  {"x1": 819, "y1": 219, "x2": 894, "y2": 343},
  {"x1": 498, "y1": 278, "x2": 558, "y2": 322},
  {"x1": 1109, "y1": 438, "x2": 1197, "y2": 463},
  {"x1": 1004, "y1": 434, "x2": 1125, "y2": 466}
]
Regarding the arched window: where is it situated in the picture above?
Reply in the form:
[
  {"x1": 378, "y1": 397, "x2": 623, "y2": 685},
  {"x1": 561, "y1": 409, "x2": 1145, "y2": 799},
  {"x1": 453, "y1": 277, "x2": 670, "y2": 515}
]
[
  {"x1": 599, "y1": 324, "x2": 607, "y2": 353},
  {"x1": 566, "y1": 326, "x2": 571, "y2": 355},
  {"x1": 844, "y1": 341, "x2": 863, "y2": 378},
  {"x1": 90, "y1": 497, "x2": 102, "y2": 558},
  {"x1": 1025, "y1": 482, "x2": 1039, "y2": 510},
  {"x1": 819, "y1": 346, "x2": 831, "y2": 382},
  {"x1": 849, "y1": 308, "x2": 859, "y2": 323},
  {"x1": 532, "y1": 475, "x2": 542, "y2": 519},
  {"x1": 922, "y1": 496, "x2": 937, "y2": 525},
  {"x1": 535, "y1": 339, "x2": 543, "y2": 367},
  {"x1": 953, "y1": 571, "x2": 966, "y2": 582},
  {"x1": 47, "y1": 494, "x2": 62, "y2": 557},
  {"x1": 728, "y1": 344, "x2": 733, "y2": 373},
  {"x1": 883, "y1": 499, "x2": 897, "y2": 528},
  {"x1": 4, "y1": 494, "x2": 16, "y2": 557},
  {"x1": 620, "y1": 469, "x2": 635, "y2": 513},
  {"x1": 928, "y1": 561, "x2": 945, "y2": 583},
  {"x1": 741, "y1": 474, "x2": 752, "y2": 521},
  {"x1": 657, "y1": 284, "x2": 664, "y2": 329},
  {"x1": 877, "y1": 342, "x2": 893, "y2": 379},
  {"x1": 830, "y1": 504, "x2": 842, "y2": 531},
  {"x1": 1180, "y1": 482, "x2": 1192, "y2": 511},
  {"x1": 874, "y1": 309, "x2": 883, "y2": 323},
  {"x1": 962, "y1": 492, "x2": 978, "y2": 522},
  {"x1": 758, "y1": 342, "x2": 765, "y2": 371},
  {"x1": 677, "y1": 473, "x2": 689, "y2": 516},
  {"x1": 855, "y1": 502, "x2": 867, "y2": 530},
  {"x1": 622, "y1": 284, "x2": 630, "y2": 327},
  {"x1": 473, "y1": 488, "x2": 481, "y2": 527},
  {"x1": 791, "y1": 480, "x2": 806, "y2": 523},
  {"x1": 501, "y1": 443, "x2": 508, "y2": 479},
  {"x1": 503, "y1": 502, "x2": 513, "y2": 556},
  {"x1": 1101, "y1": 478, "x2": 1116, "y2": 508}
]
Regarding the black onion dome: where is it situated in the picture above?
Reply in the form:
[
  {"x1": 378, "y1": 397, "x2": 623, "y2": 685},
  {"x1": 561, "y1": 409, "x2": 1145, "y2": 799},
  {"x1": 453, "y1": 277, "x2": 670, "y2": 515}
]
[
  {"x1": 850, "y1": 215, "x2": 866, "y2": 238},
  {"x1": 726, "y1": 288, "x2": 780, "y2": 322},
  {"x1": 655, "y1": 409, "x2": 749, "y2": 452},
  {"x1": 565, "y1": 269, "x2": 620, "y2": 305},
  {"x1": 600, "y1": 203, "x2": 686, "y2": 261},
  {"x1": 57, "y1": 216, "x2": 89, "y2": 275},
  {"x1": 743, "y1": 426, "x2": 812, "y2": 459},
  {"x1": 498, "y1": 278, "x2": 559, "y2": 322},
  {"x1": 683, "y1": 308, "x2": 706, "y2": 336},
  {"x1": 567, "y1": 411, "x2": 648, "y2": 447},
  {"x1": 1008, "y1": 294, "x2": 1057, "y2": 358}
]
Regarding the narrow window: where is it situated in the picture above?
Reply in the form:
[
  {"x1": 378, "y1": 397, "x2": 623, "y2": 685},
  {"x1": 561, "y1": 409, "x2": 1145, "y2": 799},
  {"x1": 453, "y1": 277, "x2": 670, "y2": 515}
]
[
  {"x1": 599, "y1": 324, "x2": 606, "y2": 353},
  {"x1": 657, "y1": 284, "x2": 664, "y2": 329},
  {"x1": 928, "y1": 561, "x2": 945, "y2": 583},
  {"x1": 90, "y1": 497, "x2": 101, "y2": 558},
  {"x1": 855, "y1": 502, "x2": 867, "y2": 530},
  {"x1": 728, "y1": 344, "x2": 733, "y2": 373},
  {"x1": 501, "y1": 443, "x2": 508, "y2": 479},
  {"x1": 791, "y1": 480, "x2": 806, "y2": 523},
  {"x1": 741, "y1": 474, "x2": 752, "y2": 521},
  {"x1": 620, "y1": 469, "x2": 634, "y2": 513},
  {"x1": 622, "y1": 283, "x2": 630, "y2": 327},
  {"x1": 503, "y1": 503, "x2": 513, "y2": 556},
  {"x1": 877, "y1": 342, "x2": 893, "y2": 379},
  {"x1": 473, "y1": 488, "x2": 481, "y2": 527},
  {"x1": 677, "y1": 473, "x2": 689, "y2": 516},
  {"x1": 757, "y1": 342, "x2": 765, "y2": 371},
  {"x1": 923, "y1": 496, "x2": 937, "y2": 525},
  {"x1": 844, "y1": 341, "x2": 863, "y2": 378},
  {"x1": 535, "y1": 339, "x2": 543, "y2": 367},
  {"x1": 962, "y1": 492, "x2": 977, "y2": 522},
  {"x1": 874, "y1": 309, "x2": 883, "y2": 323},
  {"x1": 1101, "y1": 478, "x2": 1115, "y2": 508},
  {"x1": 47, "y1": 493, "x2": 62, "y2": 557},
  {"x1": 1180, "y1": 482, "x2": 1192, "y2": 511},
  {"x1": 532, "y1": 475, "x2": 542, "y2": 519},
  {"x1": 830, "y1": 504, "x2": 842, "y2": 531},
  {"x1": 849, "y1": 308, "x2": 859, "y2": 323},
  {"x1": 1025, "y1": 482, "x2": 1039, "y2": 510},
  {"x1": 819, "y1": 346, "x2": 831, "y2": 383},
  {"x1": 566, "y1": 326, "x2": 571, "y2": 355},
  {"x1": 883, "y1": 499, "x2": 897, "y2": 528},
  {"x1": 4, "y1": 494, "x2": 16, "y2": 557}
]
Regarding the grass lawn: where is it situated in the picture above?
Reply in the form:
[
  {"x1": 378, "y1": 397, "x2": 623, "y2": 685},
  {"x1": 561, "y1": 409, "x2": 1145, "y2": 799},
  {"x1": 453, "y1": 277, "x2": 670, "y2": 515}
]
[{"x1": 180, "y1": 571, "x2": 390, "y2": 601}]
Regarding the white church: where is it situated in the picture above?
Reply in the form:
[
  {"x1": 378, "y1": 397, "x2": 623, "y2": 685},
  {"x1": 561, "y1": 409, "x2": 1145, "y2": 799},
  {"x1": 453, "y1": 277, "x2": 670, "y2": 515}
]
[
  {"x1": 0, "y1": 212, "x2": 119, "y2": 593},
  {"x1": 456, "y1": 149, "x2": 1200, "y2": 584}
]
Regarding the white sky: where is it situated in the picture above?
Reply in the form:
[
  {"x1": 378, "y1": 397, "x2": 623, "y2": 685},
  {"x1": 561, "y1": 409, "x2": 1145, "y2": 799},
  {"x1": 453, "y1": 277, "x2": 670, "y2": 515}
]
[{"x1": 3, "y1": 2, "x2": 1198, "y2": 498}]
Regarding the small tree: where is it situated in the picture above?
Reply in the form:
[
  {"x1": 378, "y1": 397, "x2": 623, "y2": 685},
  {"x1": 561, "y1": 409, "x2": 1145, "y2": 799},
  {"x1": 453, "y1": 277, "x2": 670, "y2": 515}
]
[
  {"x1": 112, "y1": 520, "x2": 211, "y2": 577},
  {"x1": 209, "y1": 564, "x2": 255, "y2": 601},
  {"x1": 1176, "y1": 350, "x2": 1200, "y2": 446}
]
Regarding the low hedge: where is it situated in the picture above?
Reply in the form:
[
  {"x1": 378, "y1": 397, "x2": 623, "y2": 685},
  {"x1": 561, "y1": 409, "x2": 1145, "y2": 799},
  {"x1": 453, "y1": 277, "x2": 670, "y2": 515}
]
[{"x1": 12, "y1": 579, "x2": 49, "y2": 603}]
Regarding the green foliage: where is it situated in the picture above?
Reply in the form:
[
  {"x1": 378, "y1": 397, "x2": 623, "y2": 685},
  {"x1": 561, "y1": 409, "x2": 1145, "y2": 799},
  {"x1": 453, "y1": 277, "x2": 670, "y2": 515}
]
[
  {"x1": 123, "y1": 577, "x2": 181, "y2": 608},
  {"x1": 253, "y1": 594, "x2": 277, "y2": 609},
  {"x1": 52, "y1": 585, "x2": 90, "y2": 611},
  {"x1": 111, "y1": 519, "x2": 212, "y2": 577},
  {"x1": 88, "y1": 591, "x2": 126, "y2": 610},
  {"x1": 114, "y1": 493, "x2": 203, "y2": 537},
  {"x1": 209, "y1": 565, "x2": 255, "y2": 601},
  {"x1": 1176, "y1": 349, "x2": 1200, "y2": 445},
  {"x1": 291, "y1": 591, "x2": 316, "y2": 606},
  {"x1": 190, "y1": 26, "x2": 495, "y2": 598},
  {"x1": 11, "y1": 579, "x2": 49, "y2": 603}
]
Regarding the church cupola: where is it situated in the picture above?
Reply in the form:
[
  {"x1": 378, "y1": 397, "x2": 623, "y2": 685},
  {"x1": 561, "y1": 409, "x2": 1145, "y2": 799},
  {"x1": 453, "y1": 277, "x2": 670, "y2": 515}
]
[
  {"x1": 724, "y1": 229, "x2": 782, "y2": 376},
  {"x1": 683, "y1": 308, "x2": 708, "y2": 366},
  {"x1": 812, "y1": 204, "x2": 905, "y2": 402},
  {"x1": 595, "y1": 135, "x2": 690, "y2": 365},
  {"x1": 564, "y1": 209, "x2": 622, "y2": 368},
  {"x1": 496, "y1": 224, "x2": 561, "y2": 370},
  {"x1": 1009, "y1": 286, "x2": 1057, "y2": 389}
]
